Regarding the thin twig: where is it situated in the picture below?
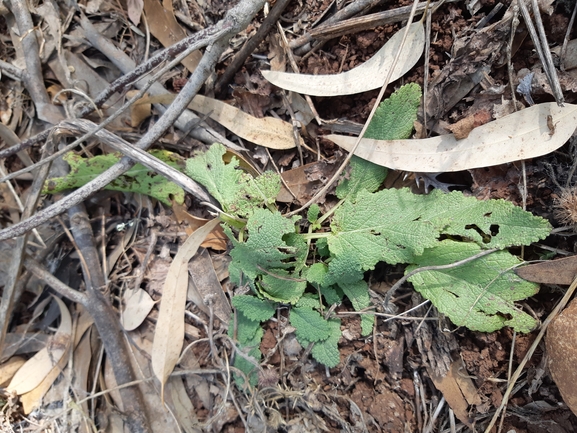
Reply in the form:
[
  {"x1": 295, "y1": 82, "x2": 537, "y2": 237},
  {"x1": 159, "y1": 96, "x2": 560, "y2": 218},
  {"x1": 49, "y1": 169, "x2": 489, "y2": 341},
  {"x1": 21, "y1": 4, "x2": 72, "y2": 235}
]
[
  {"x1": 517, "y1": 0, "x2": 563, "y2": 105},
  {"x1": 484, "y1": 273, "x2": 577, "y2": 433},
  {"x1": 560, "y1": 0, "x2": 577, "y2": 72},
  {"x1": 55, "y1": 119, "x2": 216, "y2": 204},
  {"x1": 9, "y1": 0, "x2": 62, "y2": 123},
  {"x1": 286, "y1": 0, "x2": 422, "y2": 217},
  {"x1": 68, "y1": 203, "x2": 152, "y2": 432},
  {"x1": 0, "y1": 0, "x2": 267, "y2": 241},
  {"x1": 0, "y1": 136, "x2": 54, "y2": 355},
  {"x1": 215, "y1": 0, "x2": 292, "y2": 96},
  {"x1": 0, "y1": 37, "x2": 220, "y2": 186}
]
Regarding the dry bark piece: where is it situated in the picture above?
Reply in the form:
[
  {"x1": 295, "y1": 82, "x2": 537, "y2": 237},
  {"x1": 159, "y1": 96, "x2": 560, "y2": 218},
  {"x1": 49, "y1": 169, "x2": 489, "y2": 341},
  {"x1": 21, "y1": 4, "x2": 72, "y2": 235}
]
[{"x1": 546, "y1": 297, "x2": 577, "y2": 416}]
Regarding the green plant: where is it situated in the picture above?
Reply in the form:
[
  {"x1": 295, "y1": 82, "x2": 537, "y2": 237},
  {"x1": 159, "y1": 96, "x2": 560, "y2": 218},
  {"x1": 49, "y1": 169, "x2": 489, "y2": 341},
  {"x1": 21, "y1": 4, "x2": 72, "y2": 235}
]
[
  {"x1": 184, "y1": 84, "x2": 551, "y2": 385},
  {"x1": 44, "y1": 84, "x2": 552, "y2": 387}
]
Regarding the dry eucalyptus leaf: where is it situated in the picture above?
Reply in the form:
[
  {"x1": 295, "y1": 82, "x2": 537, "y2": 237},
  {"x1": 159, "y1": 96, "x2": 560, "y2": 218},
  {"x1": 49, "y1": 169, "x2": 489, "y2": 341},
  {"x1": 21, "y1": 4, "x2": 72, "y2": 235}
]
[
  {"x1": 0, "y1": 357, "x2": 26, "y2": 387},
  {"x1": 327, "y1": 103, "x2": 577, "y2": 172},
  {"x1": 7, "y1": 297, "x2": 71, "y2": 395},
  {"x1": 261, "y1": 22, "x2": 424, "y2": 96},
  {"x1": 151, "y1": 218, "x2": 220, "y2": 399},
  {"x1": 189, "y1": 94, "x2": 301, "y2": 149},
  {"x1": 122, "y1": 288, "x2": 156, "y2": 331},
  {"x1": 187, "y1": 248, "x2": 231, "y2": 323},
  {"x1": 138, "y1": 93, "x2": 300, "y2": 149},
  {"x1": 143, "y1": 0, "x2": 201, "y2": 73}
]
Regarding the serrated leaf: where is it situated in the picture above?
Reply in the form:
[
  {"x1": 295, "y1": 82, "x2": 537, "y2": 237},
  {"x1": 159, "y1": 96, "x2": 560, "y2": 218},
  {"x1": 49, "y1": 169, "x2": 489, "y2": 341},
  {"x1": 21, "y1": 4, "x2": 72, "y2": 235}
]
[
  {"x1": 310, "y1": 318, "x2": 341, "y2": 367},
  {"x1": 230, "y1": 311, "x2": 263, "y2": 347},
  {"x1": 361, "y1": 315, "x2": 374, "y2": 336},
  {"x1": 339, "y1": 281, "x2": 374, "y2": 336},
  {"x1": 320, "y1": 285, "x2": 343, "y2": 305},
  {"x1": 232, "y1": 295, "x2": 276, "y2": 322},
  {"x1": 364, "y1": 83, "x2": 422, "y2": 140},
  {"x1": 296, "y1": 293, "x2": 321, "y2": 309},
  {"x1": 419, "y1": 190, "x2": 552, "y2": 249},
  {"x1": 336, "y1": 156, "x2": 388, "y2": 201},
  {"x1": 306, "y1": 262, "x2": 328, "y2": 287},
  {"x1": 232, "y1": 346, "x2": 261, "y2": 388},
  {"x1": 290, "y1": 306, "x2": 331, "y2": 342},
  {"x1": 259, "y1": 269, "x2": 307, "y2": 304},
  {"x1": 328, "y1": 188, "x2": 441, "y2": 280},
  {"x1": 326, "y1": 188, "x2": 551, "y2": 285},
  {"x1": 407, "y1": 240, "x2": 539, "y2": 333},
  {"x1": 339, "y1": 280, "x2": 370, "y2": 312},
  {"x1": 226, "y1": 209, "x2": 303, "y2": 289},
  {"x1": 186, "y1": 143, "x2": 281, "y2": 217},
  {"x1": 336, "y1": 84, "x2": 420, "y2": 201},
  {"x1": 307, "y1": 204, "x2": 321, "y2": 224},
  {"x1": 43, "y1": 150, "x2": 185, "y2": 205},
  {"x1": 185, "y1": 143, "x2": 241, "y2": 207},
  {"x1": 229, "y1": 303, "x2": 266, "y2": 388}
]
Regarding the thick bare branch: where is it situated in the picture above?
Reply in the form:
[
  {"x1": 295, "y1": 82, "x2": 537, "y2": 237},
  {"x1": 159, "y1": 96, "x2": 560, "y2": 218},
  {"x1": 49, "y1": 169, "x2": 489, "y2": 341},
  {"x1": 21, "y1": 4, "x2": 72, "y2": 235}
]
[{"x1": 0, "y1": 0, "x2": 267, "y2": 242}]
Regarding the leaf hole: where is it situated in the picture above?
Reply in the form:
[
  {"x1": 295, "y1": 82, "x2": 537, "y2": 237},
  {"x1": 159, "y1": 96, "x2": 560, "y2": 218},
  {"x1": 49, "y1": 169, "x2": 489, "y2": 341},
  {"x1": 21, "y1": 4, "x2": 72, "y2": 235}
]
[
  {"x1": 465, "y1": 224, "x2": 492, "y2": 243},
  {"x1": 489, "y1": 224, "x2": 500, "y2": 236}
]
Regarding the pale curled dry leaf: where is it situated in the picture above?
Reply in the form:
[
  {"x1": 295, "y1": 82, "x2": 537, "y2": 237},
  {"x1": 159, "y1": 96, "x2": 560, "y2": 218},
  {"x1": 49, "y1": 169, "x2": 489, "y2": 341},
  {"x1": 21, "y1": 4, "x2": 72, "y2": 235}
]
[
  {"x1": 151, "y1": 218, "x2": 221, "y2": 398},
  {"x1": 122, "y1": 288, "x2": 156, "y2": 331},
  {"x1": 7, "y1": 296, "x2": 72, "y2": 395},
  {"x1": 188, "y1": 94, "x2": 303, "y2": 149},
  {"x1": 137, "y1": 93, "x2": 300, "y2": 149},
  {"x1": 327, "y1": 103, "x2": 577, "y2": 172},
  {"x1": 261, "y1": 22, "x2": 424, "y2": 96}
]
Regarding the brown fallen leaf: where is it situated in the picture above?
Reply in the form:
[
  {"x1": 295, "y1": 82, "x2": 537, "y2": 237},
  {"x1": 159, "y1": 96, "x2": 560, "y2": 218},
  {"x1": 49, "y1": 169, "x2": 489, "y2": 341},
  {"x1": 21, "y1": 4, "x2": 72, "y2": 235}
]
[
  {"x1": 277, "y1": 160, "x2": 340, "y2": 204},
  {"x1": 515, "y1": 255, "x2": 577, "y2": 285},
  {"x1": 172, "y1": 201, "x2": 227, "y2": 251},
  {"x1": 7, "y1": 296, "x2": 71, "y2": 395},
  {"x1": 143, "y1": 0, "x2": 201, "y2": 73},
  {"x1": 151, "y1": 218, "x2": 220, "y2": 400},
  {"x1": 187, "y1": 248, "x2": 232, "y2": 323},
  {"x1": 137, "y1": 93, "x2": 301, "y2": 150},
  {"x1": 429, "y1": 358, "x2": 481, "y2": 426}
]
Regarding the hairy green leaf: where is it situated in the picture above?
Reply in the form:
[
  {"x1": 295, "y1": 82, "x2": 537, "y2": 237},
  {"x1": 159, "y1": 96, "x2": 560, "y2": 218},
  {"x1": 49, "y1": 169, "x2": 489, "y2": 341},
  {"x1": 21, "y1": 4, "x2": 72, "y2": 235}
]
[
  {"x1": 231, "y1": 311, "x2": 263, "y2": 346},
  {"x1": 310, "y1": 318, "x2": 341, "y2": 367},
  {"x1": 43, "y1": 150, "x2": 185, "y2": 205},
  {"x1": 291, "y1": 306, "x2": 332, "y2": 342},
  {"x1": 327, "y1": 188, "x2": 440, "y2": 282},
  {"x1": 229, "y1": 312, "x2": 262, "y2": 388},
  {"x1": 336, "y1": 156, "x2": 388, "y2": 201},
  {"x1": 364, "y1": 82, "x2": 422, "y2": 140},
  {"x1": 186, "y1": 143, "x2": 280, "y2": 217},
  {"x1": 226, "y1": 209, "x2": 303, "y2": 290},
  {"x1": 326, "y1": 188, "x2": 551, "y2": 286},
  {"x1": 361, "y1": 315, "x2": 374, "y2": 337},
  {"x1": 407, "y1": 240, "x2": 539, "y2": 333},
  {"x1": 232, "y1": 295, "x2": 276, "y2": 322},
  {"x1": 296, "y1": 293, "x2": 321, "y2": 309},
  {"x1": 418, "y1": 190, "x2": 552, "y2": 249},
  {"x1": 259, "y1": 269, "x2": 307, "y2": 304}
]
